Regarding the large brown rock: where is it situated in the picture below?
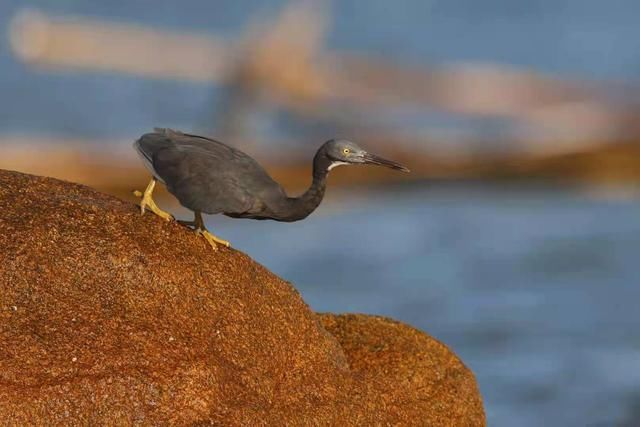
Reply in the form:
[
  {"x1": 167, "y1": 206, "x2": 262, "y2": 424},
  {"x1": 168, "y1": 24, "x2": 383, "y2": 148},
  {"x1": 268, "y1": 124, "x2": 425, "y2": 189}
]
[{"x1": 0, "y1": 169, "x2": 485, "y2": 425}]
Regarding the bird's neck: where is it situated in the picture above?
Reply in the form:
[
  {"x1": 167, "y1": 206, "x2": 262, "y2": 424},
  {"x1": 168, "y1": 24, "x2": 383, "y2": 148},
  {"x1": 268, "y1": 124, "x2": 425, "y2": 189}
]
[{"x1": 280, "y1": 152, "x2": 331, "y2": 222}]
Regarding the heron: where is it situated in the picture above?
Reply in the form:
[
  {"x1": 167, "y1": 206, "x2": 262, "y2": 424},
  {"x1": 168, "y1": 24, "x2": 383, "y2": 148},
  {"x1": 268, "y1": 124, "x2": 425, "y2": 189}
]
[{"x1": 133, "y1": 128, "x2": 409, "y2": 249}]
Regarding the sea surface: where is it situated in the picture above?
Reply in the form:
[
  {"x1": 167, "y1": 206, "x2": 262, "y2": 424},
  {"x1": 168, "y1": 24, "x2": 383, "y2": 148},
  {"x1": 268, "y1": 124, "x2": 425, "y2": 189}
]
[
  {"x1": 206, "y1": 185, "x2": 640, "y2": 427},
  {"x1": 3, "y1": 0, "x2": 640, "y2": 138}
]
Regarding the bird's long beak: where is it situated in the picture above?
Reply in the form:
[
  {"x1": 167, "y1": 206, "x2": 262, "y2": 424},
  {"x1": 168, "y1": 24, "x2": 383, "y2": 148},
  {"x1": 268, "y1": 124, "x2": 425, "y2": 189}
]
[{"x1": 362, "y1": 153, "x2": 410, "y2": 173}]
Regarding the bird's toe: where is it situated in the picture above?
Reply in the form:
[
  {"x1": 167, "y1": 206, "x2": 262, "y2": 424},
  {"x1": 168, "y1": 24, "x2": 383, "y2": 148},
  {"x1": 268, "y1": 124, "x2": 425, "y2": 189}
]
[{"x1": 197, "y1": 230, "x2": 219, "y2": 251}]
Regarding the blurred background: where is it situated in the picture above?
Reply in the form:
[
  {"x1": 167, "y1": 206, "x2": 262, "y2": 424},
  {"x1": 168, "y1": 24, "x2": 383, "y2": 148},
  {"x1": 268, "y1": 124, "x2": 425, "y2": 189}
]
[{"x1": 1, "y1": 1, "x2": 640, "y2": 425}]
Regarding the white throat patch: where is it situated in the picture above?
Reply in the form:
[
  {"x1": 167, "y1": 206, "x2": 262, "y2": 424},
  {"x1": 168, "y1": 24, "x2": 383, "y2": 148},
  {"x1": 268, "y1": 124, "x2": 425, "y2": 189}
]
[{"x1": 328, "y1": 161, "x2": 349, "y2": 171}]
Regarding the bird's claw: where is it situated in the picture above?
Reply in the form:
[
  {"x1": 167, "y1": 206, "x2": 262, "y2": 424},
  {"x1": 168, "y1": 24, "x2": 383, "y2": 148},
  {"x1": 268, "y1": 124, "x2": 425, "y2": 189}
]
[
  {"x1": 196, "y1": 229, "x2": 230, "y2": 250},
  {"x1": 132, "y1": 189, "x2": 174, "y2": 222}
]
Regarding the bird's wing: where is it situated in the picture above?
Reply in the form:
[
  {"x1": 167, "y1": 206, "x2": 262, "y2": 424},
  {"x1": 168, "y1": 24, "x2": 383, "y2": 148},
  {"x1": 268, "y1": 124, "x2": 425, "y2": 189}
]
[
  {"x1": 142, "y1": 129, "x2": 286, "y2": 215},
  {"x1": 151, "y1": 128, "x2": 244, "y2": 161}
]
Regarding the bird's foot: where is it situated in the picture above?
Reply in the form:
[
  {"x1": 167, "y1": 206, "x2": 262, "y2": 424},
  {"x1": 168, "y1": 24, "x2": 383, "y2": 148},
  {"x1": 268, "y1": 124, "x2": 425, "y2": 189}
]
[
  {"x1": 132, "y1": 189, "x2": 174, "y2": 222},
  {"x1": 196, "y1": 228, "x2": 230, "y2": 250}
]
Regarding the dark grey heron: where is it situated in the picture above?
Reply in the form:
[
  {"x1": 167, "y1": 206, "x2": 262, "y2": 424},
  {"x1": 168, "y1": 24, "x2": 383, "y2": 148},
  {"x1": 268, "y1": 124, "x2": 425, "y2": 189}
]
[{"x1": 133, "y1": 128, "x2": 409, "y2": 249}]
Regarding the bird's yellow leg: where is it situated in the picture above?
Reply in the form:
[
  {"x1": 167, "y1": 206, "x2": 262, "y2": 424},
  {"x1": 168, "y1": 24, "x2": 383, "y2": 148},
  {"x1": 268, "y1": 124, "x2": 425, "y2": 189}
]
[
  {"x1": 133, "y1": 179, "x2": 173, "y2": 222},
  {"x1": 193, "y1": 211, "x2": 230, "y2": 250},
  {"x1": 195, "y1": 228, "x2": 230, "y2": 250}
]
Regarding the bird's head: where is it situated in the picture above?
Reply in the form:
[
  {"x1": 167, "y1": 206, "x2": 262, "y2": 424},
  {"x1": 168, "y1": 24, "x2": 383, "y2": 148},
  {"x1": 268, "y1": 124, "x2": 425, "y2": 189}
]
[{"x1": 321, "y1": 139, "x2": 410, "y2": 173}]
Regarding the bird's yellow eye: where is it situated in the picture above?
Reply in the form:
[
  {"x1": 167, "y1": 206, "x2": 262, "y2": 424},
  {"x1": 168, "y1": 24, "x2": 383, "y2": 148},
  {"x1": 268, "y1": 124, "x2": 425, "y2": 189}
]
[{"x1": 343, "y1": 148, "x2": 350, "y2": 154}]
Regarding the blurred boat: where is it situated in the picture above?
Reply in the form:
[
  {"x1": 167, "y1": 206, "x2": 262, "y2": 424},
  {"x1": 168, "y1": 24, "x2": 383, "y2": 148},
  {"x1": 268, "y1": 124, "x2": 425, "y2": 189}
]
[
  {"x1": 5, "y1": 2, "x2": 640, "y2": 197},
  {"x1": 9, "y1": 4, "x2": 640, "y2": 151}
]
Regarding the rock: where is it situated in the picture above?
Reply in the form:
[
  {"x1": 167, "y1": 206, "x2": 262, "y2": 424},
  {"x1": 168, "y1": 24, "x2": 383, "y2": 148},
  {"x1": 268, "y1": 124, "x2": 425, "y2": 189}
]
[
  {"x1": 0, "y1": 169, "x2": 485, "y2": 425},
  {"x1": 320, "y1": 314, "x2": 486, "y2": 425}
]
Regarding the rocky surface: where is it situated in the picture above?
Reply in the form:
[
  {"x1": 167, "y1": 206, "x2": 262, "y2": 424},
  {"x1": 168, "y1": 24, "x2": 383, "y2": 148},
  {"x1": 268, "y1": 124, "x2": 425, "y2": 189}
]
[{"x1": 0, "y1": 169, "x2": 485, "y2": 425}]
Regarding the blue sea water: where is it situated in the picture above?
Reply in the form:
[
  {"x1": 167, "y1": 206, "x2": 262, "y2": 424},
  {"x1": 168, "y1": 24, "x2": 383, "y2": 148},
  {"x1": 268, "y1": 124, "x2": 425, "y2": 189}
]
[
  {"x1": 207, "y1": 185, "x2": 640, "y2": 427},
  {"x1": 2, "y1": 0, "x2": 640, "y2": 138}
]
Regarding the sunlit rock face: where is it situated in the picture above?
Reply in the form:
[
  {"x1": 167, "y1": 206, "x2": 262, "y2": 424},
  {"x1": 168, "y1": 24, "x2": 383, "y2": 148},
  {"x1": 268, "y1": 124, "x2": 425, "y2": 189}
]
[{"x1": 0, "y1": 169, "x2": 485, "y2": 426}]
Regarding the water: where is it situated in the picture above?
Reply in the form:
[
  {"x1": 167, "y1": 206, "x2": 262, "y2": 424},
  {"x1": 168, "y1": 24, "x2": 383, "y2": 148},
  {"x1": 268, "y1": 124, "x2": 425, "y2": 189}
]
[
  {"x1": 3, "y1": 0, "x2": 640, "y2": 138},
  {"x1": 207, "y1": 185, "x2": 640, "y2": 427}
]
